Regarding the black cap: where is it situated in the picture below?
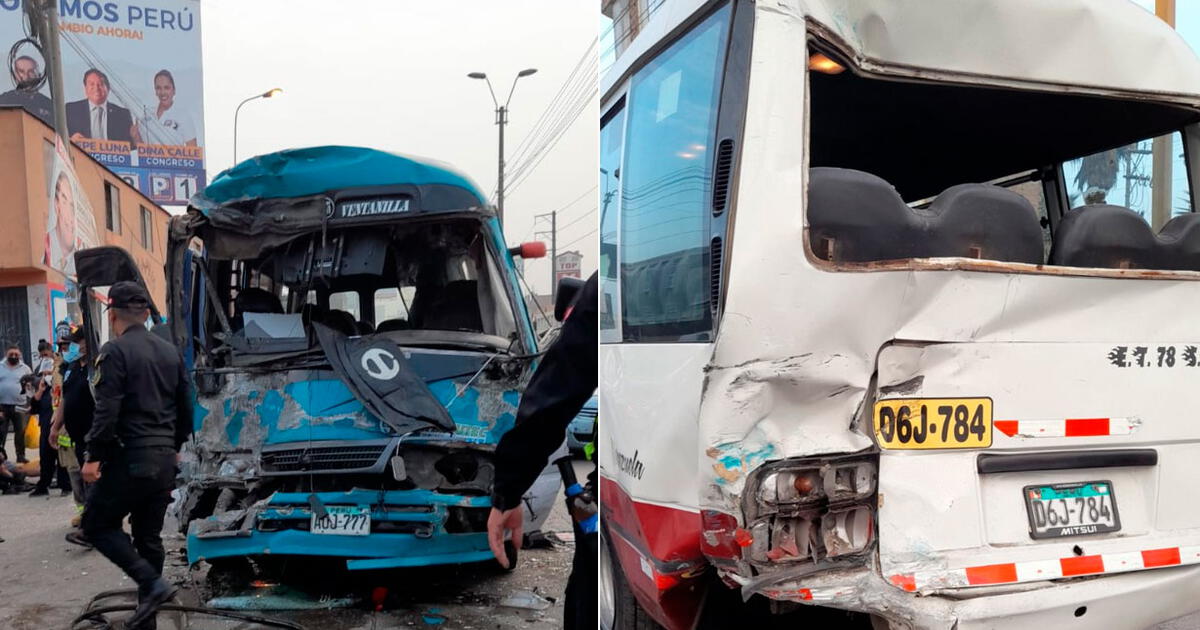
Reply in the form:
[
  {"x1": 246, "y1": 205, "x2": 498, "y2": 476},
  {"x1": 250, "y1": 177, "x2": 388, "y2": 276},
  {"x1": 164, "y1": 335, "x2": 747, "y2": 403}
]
[
  {"x1": 63, "y1": 326, "x2": 85, "y2": 343},
  {"x1": 107, "y1": 281, "x2": 151, "y2": 310}
]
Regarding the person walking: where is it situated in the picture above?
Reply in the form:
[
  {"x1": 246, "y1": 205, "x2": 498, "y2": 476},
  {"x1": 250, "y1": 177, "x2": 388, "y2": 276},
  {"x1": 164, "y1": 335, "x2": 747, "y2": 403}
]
[
  {"x1": 0, "y1": 344, "x2": 31, "y2": 462},
  {"x1": 488, "y1": 273, "x2": 598, "y2": 630},
  {"x1": 80, "y1": 282, "x2": 193, "y2": 629},
  {"x1": 28, "y1": 340, "x2": 60, "y2": 496}
]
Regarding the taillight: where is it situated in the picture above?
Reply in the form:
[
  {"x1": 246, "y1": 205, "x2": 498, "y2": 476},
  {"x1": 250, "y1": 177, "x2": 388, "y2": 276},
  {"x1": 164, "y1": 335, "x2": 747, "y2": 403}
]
[
  {"x1": 758, "y1": 468, "x2": 824, "y2": 506},
  {"x1": 823, "y1": 461, "x2": 876, "y2": 503},
  {"x1": 739, "y1": 454, "x2": 878, "y2": 567},
  {"x1": 821, "y1": 505, "x2": 874, "y2": 557},
  {"x1": 700, "y1": 509, "x2": 746, "y2": 561}
]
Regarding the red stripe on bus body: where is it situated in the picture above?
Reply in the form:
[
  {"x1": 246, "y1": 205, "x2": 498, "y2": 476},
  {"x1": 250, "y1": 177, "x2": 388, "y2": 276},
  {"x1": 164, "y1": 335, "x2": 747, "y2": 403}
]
[
  {"x1": 965, "y1": 563, "x2": 1018, "y2": 585},
  {"x1": 1060, "y1": 554, "x2": 1105, "y2": 576},
  {"x1": 1142, "y1": 547, "x2": 1182, "y2": 568},
  {"x1": 994, "y1": 420, "x2": 1019, "y2": 436},
  {"x1": 1065, "y1": 418, "x2": 1110, "y2": 436}
]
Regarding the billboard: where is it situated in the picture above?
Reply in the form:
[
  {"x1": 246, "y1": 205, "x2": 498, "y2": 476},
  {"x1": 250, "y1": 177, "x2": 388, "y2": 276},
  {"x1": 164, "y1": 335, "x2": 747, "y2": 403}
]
[
  {"x1": 0, "y1": 0, "x2": 204, "y2": 204},
  {"x1": 44, "y1": 134, "x2": 99, "y2": 277},
  {"x1": 555, "y1": 250, "x2": 582, "y2": 283}
]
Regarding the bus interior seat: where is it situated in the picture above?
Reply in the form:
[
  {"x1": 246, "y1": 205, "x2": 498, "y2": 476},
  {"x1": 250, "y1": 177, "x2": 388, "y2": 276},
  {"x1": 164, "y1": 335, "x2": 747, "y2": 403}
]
[
  {"x1": 1050, "y1": 205, "x2": 1200, "y2": 270},
  {"x1": 232, "y1": 287, "x2": 283, "y2": 332},
  {"x1": 418, "y1": 280, "x2": 483, "y2": 332},
  {"x1": 376, "y1": 318, "x2": 411, "y2": 332},
  {"x1": 807, "y1": 167, "x2": 1043, "y2": 264},
  {"x1": 357, "y1": 320, "x2": 376, "y2": 335},
  {"x1": 323, "y1": 309, "x2": 360, "y2": 335},
  {"x1": 1157, "y1": 213, "x2": 1200, "y2": 269}
]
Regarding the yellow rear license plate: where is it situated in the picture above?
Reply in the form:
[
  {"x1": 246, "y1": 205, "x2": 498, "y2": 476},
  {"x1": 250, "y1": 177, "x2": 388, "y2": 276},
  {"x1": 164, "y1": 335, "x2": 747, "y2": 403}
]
[{"x1": 873, "y1": 397, "x2": 993, "y2": 450}]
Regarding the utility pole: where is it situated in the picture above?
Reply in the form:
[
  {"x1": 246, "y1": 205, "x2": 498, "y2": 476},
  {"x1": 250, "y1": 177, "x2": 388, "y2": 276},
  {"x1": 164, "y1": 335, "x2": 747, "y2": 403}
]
[
  {"x1": 496, "y1": 105, "x2": 506, "y2": 222},
  {"x1": 533, "y1": 210, "x2": 558, "y2": 301},
  {"x1": 1151, "y1": 0, "x2": 1176, "y2": 230},
  {"x1": 26, "y1": 0, "x2": 69, "y2": 146},
  {"x1": 468, "y1": 68, "x2": 537, "y2": 226}
]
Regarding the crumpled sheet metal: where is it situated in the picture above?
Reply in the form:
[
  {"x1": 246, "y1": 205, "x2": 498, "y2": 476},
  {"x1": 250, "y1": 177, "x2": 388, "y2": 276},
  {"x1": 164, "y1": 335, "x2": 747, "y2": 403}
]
[{"x1": 794, "y1": 0, "x2": 1200, "y2": 100}]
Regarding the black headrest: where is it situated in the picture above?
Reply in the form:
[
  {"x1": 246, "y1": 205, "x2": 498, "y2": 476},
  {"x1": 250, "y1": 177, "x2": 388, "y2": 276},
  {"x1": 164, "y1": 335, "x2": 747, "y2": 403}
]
[
  {"x1": 323, "y1": 309, "x2": 359, "y2": 335},
  {"x1": 234, "y1": 287, "x2": 283, "y2": 315},
  {"x1": 420, "y1": 280, "x2": 482, "y2": 332},
  {"x1": 808, "y1": 168, "x2": 1043, "y2": 264},
  {"x1": 376, "y1": 318, "x2": 411, "y2": 332},
  {"x1": 1051, "y1": 205, "x2": 1200, "y2": 270}
]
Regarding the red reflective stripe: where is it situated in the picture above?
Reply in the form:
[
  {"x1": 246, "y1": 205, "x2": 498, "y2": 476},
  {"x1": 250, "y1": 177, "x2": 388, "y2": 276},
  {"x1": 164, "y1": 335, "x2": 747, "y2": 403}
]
[
  {"x1": 1065, "y1": 418, "x2": 1109, "y2": 436},
  {"x1": 798, "y1": 588, "x2": 813, "y2": 601},
  {"x1": 889, "y1": 574, "x2": 916, "y2": 592},
  {"x1": 965, "y1": 563, "x2": 1017, "y2": 585},
  {"x1": 1060, "y1": 555, "x2": 1105, "y2": 576},
  {"x1": 994, "y1": 420, "x2": 1018, "y2": 436},
  {"x1": 1142, "y1": 547, "x2": 1182, "y2": 568}
]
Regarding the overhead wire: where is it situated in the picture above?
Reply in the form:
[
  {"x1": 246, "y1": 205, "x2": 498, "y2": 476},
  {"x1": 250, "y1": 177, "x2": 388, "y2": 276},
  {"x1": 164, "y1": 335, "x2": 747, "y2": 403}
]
[
  {"x1": 507, "y1": 37, "x2": 596, "y2": 167},
  {"x1": 503, "y1": 42, "x2": 598, "y2": 195},
  {"x1": 558, "y1": 227, "x2": 597, "y2": 250}
]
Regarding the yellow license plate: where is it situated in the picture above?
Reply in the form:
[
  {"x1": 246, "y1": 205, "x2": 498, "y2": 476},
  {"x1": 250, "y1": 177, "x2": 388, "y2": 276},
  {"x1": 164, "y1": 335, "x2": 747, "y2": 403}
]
[{"x1": 873, "y1": 397, "x2": 993, "y2": 450}]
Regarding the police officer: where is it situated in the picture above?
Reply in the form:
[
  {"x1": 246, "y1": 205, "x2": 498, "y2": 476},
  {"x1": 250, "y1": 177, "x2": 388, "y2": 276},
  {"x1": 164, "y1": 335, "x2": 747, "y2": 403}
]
[
  {"x1": 489, "y1": 272, "x2": 597, "y2": 630},
  {"x1": 80, "y1": 282, "x2": 193, "y2": 629}
]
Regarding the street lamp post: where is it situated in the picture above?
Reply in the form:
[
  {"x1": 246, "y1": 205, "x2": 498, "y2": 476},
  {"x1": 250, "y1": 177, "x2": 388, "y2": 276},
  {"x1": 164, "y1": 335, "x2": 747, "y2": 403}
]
[
  {"x1": 468, "y1": 68, "x2": 536, "y2": 225},
  {"x1": 233, "y1": 87, "x2": 282, "y2": 164}
]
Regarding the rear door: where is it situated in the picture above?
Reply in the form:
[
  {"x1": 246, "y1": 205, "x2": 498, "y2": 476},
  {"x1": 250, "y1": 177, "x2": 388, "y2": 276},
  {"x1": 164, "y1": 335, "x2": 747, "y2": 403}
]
[{"x1": 875, "y1": 341, "x2": 1200, "y2": 592}]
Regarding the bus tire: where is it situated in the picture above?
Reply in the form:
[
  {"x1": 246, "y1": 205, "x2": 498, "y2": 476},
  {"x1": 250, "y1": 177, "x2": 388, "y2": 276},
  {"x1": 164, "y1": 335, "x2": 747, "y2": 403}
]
[{"x1": 602, "y1": 526, "x2": 664, "y2": 630}]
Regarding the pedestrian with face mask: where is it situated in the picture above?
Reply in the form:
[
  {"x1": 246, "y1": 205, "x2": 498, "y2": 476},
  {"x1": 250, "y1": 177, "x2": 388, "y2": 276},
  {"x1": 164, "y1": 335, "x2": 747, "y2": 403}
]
[
  {"x1": 50, "y1": 326, "x2": 94, "y2": 536},
  {"x1": 81, "y1": 282, "x2": 193, "y2": 629},
  {"x1": 28, "y1": 340, "x2": 61, "y2": 496},
  {"x1": 0, "y1": 344, "x2": 31, "y2": 463}
]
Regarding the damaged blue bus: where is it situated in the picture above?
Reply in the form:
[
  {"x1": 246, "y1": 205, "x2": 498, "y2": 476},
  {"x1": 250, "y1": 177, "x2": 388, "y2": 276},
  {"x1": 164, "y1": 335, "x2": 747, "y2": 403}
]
[{"x1": 128, "y1": 146, "x2": 557, "y2": 573}]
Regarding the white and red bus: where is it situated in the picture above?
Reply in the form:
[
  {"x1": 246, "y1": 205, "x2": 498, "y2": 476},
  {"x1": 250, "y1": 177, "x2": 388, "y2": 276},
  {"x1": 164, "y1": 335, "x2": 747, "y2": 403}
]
[{"x1": 599, "y1": 0, "x2": 1200, "y2": 628}]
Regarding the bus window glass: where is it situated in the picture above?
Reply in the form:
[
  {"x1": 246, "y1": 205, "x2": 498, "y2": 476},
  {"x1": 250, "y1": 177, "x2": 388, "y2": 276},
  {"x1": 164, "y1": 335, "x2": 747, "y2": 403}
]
[
  {"x1": 620, "y1": 5, "x2": 730, "y2": 342},
  {"x1": 600, "y1": 103, "x2": 625, "y2": 342},
  {"x1": 1062, "y1": 131, "x2": 1193, "y2": 231}
]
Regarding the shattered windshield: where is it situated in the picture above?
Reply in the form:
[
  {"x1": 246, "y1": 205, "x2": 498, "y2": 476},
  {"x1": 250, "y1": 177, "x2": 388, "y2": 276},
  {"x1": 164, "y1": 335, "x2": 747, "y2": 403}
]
[{"x1": 197, "y1": 218, "x2": 519, "y2": 365}]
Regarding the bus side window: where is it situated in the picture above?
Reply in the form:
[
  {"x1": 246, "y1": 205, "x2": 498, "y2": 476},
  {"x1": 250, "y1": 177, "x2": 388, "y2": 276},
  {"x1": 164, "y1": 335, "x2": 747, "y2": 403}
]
[
  {"x1": 600, "y1": 102, "x2": 625, "y2": 343},
  {"x1": 618, "y1": 5, "x2": 731, "y2": 343}
]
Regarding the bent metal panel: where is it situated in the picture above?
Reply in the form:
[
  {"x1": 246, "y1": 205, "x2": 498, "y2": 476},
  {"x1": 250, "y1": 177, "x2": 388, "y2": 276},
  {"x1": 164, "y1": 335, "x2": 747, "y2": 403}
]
[{"x1": 0, "y1": 0, "x2": 204, "y2": 205}]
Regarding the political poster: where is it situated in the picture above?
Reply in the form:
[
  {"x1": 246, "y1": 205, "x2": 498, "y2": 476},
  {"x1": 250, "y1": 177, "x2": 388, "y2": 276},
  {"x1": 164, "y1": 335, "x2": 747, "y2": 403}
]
[
  {"x1": 45, "y1": 134, "x2": 99, "y2": 278},
  {"x1": 0, "y1": 0, "x2": 204, "y2": 205}
]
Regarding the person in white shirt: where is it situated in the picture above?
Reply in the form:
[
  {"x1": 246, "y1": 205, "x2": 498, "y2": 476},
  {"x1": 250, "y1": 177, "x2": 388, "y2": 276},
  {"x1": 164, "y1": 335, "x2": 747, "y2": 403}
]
[
  {"x1": 0, "y1": 345, "x2": 31, "y2": 463},
  {"x1": 140, "y1": 69, "x2": 197, "y2": 147}
]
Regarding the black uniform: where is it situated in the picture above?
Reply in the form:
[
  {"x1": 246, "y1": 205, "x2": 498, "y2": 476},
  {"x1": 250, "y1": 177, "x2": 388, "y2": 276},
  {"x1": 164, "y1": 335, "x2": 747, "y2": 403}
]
[
  {"x1": 493, "y1": 273, "x2": 597, "y2": 630},
  {"x1": 61, "y1": 354, "x2": 95, "y2": 462},
  {"x1": 82, "y1": 287, "x2": 192, "y2": 598}
]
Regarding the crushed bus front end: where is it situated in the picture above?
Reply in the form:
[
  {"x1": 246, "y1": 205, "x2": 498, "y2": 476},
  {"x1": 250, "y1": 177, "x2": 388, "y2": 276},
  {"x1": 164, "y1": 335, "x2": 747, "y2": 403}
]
[{"x1": 164, "y1": 146, "x2": 558, "y2": 571}]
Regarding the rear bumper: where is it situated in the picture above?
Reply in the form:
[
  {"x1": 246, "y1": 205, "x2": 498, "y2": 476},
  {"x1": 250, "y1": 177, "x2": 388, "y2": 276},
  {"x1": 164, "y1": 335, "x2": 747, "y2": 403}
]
[{"x1": 747, "y1": 563, "x2": 1200, "y2": 629}]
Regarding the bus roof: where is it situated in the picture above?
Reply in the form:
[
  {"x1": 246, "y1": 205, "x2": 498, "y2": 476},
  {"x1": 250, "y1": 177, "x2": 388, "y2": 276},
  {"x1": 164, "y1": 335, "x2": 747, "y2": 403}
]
[
  {"x1": 194, "y1": 145, "x2": 487, "y2": 210},
  {"x1": 604, "y1": 0, "x2": 1200, "y2": 103}
]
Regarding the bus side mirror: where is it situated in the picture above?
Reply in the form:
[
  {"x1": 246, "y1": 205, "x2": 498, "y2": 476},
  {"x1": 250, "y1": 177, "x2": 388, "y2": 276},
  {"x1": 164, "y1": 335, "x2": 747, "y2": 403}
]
[{"x1": 508, "y1": 242, "x2": 547, "y2": 258}]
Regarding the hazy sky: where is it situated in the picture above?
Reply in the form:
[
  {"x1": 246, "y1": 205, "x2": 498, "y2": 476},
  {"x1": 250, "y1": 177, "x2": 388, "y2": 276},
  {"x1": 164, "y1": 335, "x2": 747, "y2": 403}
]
[{"x1": 200, "y1": 0, "x2": 598, "y2": 296}]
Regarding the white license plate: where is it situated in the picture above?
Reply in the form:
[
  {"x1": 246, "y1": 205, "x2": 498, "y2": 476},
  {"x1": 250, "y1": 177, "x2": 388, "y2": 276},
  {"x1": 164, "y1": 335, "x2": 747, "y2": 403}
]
[
  {"x1": 1023, "y1": 480, "x2": 1120, "y2": 539},
  {"x1": 311, "y1": 506, "x2": 371, "y2": 536}
]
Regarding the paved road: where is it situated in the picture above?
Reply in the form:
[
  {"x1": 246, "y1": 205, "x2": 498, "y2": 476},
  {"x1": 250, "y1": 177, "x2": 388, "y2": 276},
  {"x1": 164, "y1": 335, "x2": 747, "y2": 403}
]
[{"x1": 0, "y1": 437, "x2": 591, "y2": 630}]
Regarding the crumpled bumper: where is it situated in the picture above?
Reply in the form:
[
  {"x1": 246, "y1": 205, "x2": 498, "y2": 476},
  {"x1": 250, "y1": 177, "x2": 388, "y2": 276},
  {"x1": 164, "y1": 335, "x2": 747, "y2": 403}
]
[
  {"x1": 744, "y1": 563, "x2": 1200, "y2": 629},
  {"x1": 187, "y1": 489, "x2": 495, "y2": 570}
]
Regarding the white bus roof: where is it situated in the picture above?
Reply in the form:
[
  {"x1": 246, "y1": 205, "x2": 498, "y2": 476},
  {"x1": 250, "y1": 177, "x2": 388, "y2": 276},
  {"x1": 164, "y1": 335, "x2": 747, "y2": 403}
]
[{"x1": 603, "y1": 0, "x2": 1200, "y2": 103}]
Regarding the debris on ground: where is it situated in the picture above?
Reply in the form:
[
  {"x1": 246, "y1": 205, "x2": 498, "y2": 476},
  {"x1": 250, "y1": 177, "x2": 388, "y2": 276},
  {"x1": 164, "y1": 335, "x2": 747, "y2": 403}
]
[{"x1": 498, "y1": 590, "x2": 554, "y2": 611}]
